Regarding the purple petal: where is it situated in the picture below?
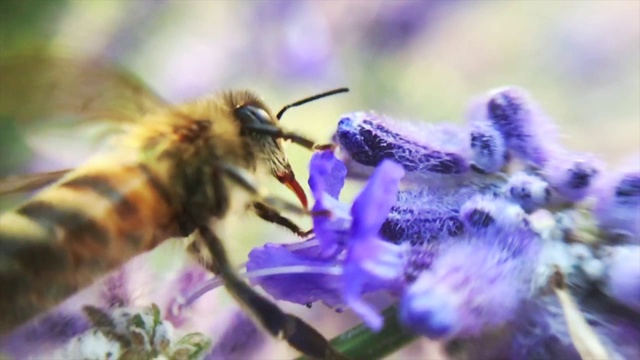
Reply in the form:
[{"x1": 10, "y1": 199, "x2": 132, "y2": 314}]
[
  {"x1": 247, "y1": 243, "x2": 343, "y2": 307},
  {"x1": 341, "y1": 160, "x2": 407, "y2": 330},
  {"x1": 343, "y1": 237, "x2": 408, "y2": 331},
  {"x1": 312, "y1": 195, "x2": 351, "y2": 257},
  {"x1": 351, "y1": 160, "x2": 405, "y2": 239},
  {"x1": 309, "y1": 150, "x2": 347, "y2": 200}
]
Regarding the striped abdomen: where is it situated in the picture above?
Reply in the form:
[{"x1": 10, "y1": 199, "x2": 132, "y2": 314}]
[{"x1": 0, "y1": 162, "x2": 178, "y2": 333}]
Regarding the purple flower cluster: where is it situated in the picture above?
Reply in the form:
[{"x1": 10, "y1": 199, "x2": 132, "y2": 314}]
[
  {"x1": 247, "y1": 149, "x2": 540, "y2": 340},
  {"x1": 245, "y1": 86, "x2": 639, "y2": 358}
]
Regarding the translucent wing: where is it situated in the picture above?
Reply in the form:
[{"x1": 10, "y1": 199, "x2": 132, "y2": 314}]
[
  {"x1": 0, "y1": 169, "x2": 71, "y2": 196},
  {"x1": 0, "y1": 55, "x2": 170, "y2": 169},
  {"x1": 0, "y1": 55, "x2": 168, "y2": 125}
]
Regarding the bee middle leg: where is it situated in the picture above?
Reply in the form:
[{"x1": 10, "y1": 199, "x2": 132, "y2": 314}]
[
  {"x1": 221, "y1": 163, "x2": 307, "y2": 216},
  {"x1": 197, "y1": 225, "x2": 346, "y2": 359},
  {"x1": 252, "y1": 201, "x2": 312, "y2": 237},
  {"x1": 221, "y1": 163, "x2": 313, "y2": 237}
]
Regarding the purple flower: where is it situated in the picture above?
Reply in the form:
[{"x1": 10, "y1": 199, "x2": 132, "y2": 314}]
[
  {"x1": 247, "y1": 151, "x2": 408, "y2": 330},
  {"x1": 380, "y1": 205, "x2": 464, "y2": 244},
  {"x1": 512, "y1": 284, "x2": 640, "y2": 360},
  {"x1": 164, "y1": 265, "x2": 211, "y2": 327},
  {"x1": 362, "y1": 1, "x2": 442, "y2": 52}
]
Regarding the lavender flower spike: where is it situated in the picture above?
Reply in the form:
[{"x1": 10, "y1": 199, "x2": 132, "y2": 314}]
[{"x1": 343, "y1": 159, "x2": 408, "y2": 331}]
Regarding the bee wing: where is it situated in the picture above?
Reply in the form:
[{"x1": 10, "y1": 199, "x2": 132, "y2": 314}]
[
  {"x1": 0, "y1": 55, "x2": 168, "y2": 125},
  {"x1": 0, "y1": 55, "x2": 170, "y2": 168},
  {"x1": 0, "y1": 169, "x2": 71, "y2": 196}
]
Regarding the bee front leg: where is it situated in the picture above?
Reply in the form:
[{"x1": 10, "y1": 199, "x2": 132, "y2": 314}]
[
  {"x1": 197, "y1": 225, "x2": 346, "y2": 359},
  {"x1": 252, "y1": 201, "x2": 312, "y2": 237},
  {"x1": 221, "y1": 162, "x2": 307, "y2": 216}
]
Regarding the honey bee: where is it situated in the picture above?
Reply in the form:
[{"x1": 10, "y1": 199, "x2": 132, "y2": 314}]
[{"x1": 0, "y1": 55, "x2": 347, "y2": 359}]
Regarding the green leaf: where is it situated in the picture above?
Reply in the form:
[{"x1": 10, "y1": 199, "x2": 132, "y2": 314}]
[{"x1": 297, "y1": 306, "x2": 417, "y2": 360}]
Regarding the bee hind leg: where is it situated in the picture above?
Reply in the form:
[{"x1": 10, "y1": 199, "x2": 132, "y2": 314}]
[{"x1": 197, "y1": 225, "x2": 346, "y2": 359}]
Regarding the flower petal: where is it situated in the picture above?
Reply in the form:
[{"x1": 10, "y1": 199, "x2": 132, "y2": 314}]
[
  {"x1": 351, "y1": 160, "x2": 405, "y2": 239},
  {"x1": 309, "y1": 149, "x2": 347, "y2": 200},
  {"x1": 247, "y1": 243, "x2": 344, "y2": 307}
]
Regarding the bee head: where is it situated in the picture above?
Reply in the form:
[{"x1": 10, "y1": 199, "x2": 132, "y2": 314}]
[
  {"x1": 233, "y1": 97, "x2": 308, "y2": 209},
  {"x1": 233, "y1": 88, "x2": 349, "y2": 209}
]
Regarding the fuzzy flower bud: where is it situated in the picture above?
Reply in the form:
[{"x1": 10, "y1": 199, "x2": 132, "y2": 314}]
[
  {"x1": 505, "y1": 172, "x2": 551, "y2": 213},
  {"x1": 483, "y1": 87, "x2": 558, "y2": 167},
  {"x1": 594, "y1": 164, "x2": 640, "y2": 241},
  {"x1": 543, "y1": 152, "x2": 602, "y2": 203},
  {"x1": 467, "y1": 100, "x2": 509, "y2": 173},
  {"x1": 460, "y1": 194, "x2": 530, "y2": 237},
  {"x1": 400, "y1": 193, "x2": 540, "y2": 338},
  {"x1": 380, "y1": 206, "x2": 464, "y2": 244},
  {"x1": 334, "y1": 112, "x2": 471, "y2": 183},
  {"x1": 400, "y1": 231, "x2": 540, "y2": 338},
  {"x1": 603, "y1": 245, "x2": 640, "y2": 311}
]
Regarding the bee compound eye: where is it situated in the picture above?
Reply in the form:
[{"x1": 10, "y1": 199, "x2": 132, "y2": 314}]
[{"x1": 235, "y1": 105, "x2": 272, "y2": 127}]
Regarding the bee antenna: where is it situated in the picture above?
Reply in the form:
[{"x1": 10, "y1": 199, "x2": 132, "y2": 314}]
[{"x1": 276, "y1": 87, "x2": 349, "y2": 120}]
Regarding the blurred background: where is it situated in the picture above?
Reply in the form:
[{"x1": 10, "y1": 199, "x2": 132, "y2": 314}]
[{"x1": 1, "y1": 0, "x2": 638, "y2": 358}]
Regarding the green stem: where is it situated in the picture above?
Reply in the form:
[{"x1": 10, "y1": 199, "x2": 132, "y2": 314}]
[{"x1": 297, "y1": 305, "x2": 418, "y2": 360}]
